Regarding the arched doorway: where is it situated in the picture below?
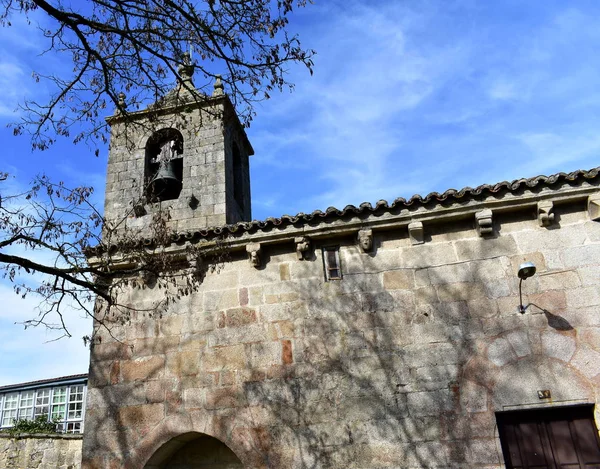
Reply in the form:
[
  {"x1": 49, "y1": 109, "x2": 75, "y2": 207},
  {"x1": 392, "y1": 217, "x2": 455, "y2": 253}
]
[{"x1": 144, "y1": 432, "x2": 244, "y2": 469}]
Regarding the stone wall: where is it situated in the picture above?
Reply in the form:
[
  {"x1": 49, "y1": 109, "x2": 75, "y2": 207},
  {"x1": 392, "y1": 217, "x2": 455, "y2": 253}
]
[
  {"x1": 82, "y1": 200, "x2": 600, "y2": 469},
  {"x1": 0, "y1": 434, "x2": 82, "y2": 469}
]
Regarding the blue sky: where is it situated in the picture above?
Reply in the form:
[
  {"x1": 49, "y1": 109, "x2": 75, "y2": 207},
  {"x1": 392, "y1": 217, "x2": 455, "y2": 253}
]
[{"x1": 2, "y1": 0, "x2": 600, "y2": 384}]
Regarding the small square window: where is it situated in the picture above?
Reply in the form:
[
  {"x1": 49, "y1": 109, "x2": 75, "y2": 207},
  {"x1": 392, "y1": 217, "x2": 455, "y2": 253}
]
[{"x1": 322, "y1": 247, "x2": 342, "y2": 281}]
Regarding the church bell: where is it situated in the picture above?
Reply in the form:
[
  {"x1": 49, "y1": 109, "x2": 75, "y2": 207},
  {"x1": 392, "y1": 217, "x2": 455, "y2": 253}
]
[{"x1": 148, "y1": 160, "x2": 182, "y2": 200}]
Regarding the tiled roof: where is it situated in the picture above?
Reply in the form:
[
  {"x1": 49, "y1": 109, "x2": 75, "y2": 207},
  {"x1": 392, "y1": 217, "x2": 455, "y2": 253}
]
[
  {"x1": 89, "y1": 166, "x2": 600, "y2": 254},
  {"x1": 0, "y1": 374, "x2": 88, "y2": 392},
  {"x1": 172, "y1": 166, "x2": 600, "y2": 237}
]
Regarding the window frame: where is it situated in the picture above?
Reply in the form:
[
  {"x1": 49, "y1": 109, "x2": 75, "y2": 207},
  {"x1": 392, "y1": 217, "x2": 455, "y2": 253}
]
[{"x1": 322, "y1": 246, "x2": 342, "y2": 281}]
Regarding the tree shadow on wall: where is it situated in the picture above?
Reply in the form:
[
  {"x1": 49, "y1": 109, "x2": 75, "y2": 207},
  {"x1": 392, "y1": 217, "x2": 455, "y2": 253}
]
[{"x1": 82, "y1": 236, "x2": 580, "y2": 469}]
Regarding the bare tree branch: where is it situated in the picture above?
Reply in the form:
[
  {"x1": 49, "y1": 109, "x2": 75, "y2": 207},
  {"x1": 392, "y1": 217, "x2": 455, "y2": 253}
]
[{"x1": 2, "y1": 0, "x2": 315, "y2": 149}]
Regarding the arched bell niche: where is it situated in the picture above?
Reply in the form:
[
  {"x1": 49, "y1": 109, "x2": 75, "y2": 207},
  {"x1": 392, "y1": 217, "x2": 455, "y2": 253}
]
[
  {"x1": 145, "y1": 128, "x2": 184, "y2": 202},
  {"x1": 143, "y1": 432, "x2": 244, "y2": 469}
]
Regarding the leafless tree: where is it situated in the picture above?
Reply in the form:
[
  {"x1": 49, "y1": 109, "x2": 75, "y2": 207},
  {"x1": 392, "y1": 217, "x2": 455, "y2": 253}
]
[
  {"x1": 0, "y1": 0, "x2": 314, "y2": 339},
  {"x1": 0, "y1": 173, "x2": 220, "y2": 342},
  {"x1": 1, "y1": 0, "x2": 314, "y2": 150}
]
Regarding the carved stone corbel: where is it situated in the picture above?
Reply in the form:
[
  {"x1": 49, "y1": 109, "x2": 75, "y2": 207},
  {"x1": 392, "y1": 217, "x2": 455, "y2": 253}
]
[
  {"x1": 295, "y1": 236, "x2": 311, "y2": 260},
  {"x1": 537, "y1": 201, "x2": 555, "y2": 227},
  {"x1": 246, "y1": 242, "x2": 261, "y2": 268},
  {"x1": 186, "y1": 252, "x2": 201, "y2": 276},
  {"x1": 588, "y1": 195, "x2": 600, "y2": 221},
  {"x1": 408, "y1": 221, "x2": 424, "y2": 245},
  {"x1": 475, "y1": 209, "x2": 493, "y2": 236},
  {"x1": 357, "y1": 229, "x2": 373, "y2": 252}
]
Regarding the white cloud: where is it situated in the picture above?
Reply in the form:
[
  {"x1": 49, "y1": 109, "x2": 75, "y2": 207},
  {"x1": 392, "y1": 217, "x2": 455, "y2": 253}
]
[{"x1": 0, "y1": 61, "x2": 26, "y2": 117}]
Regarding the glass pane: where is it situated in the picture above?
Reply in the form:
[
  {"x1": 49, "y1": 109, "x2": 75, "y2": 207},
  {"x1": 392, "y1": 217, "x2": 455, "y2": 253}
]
[
  {"x1": 19, "y1": 407, "x2": 33, "y2": 420},
  {"x1": 66, "y1": 422, "x2": 82, "y2": 434},
  {"x1": 2, "y1": 408, "x2": 17, "y2": 427},
  {"x1": 51, "y1": 404, "x2": 66, "y2": 421},
  {"x1": 36, "y1": 389, "x2": 51, "y2": 406},
  {"x1": 4, "y1": 394, "x2": 18, "y2": 409},
  {"x1": 52, "y1": 387, "x2": 67, "y2": 404}
]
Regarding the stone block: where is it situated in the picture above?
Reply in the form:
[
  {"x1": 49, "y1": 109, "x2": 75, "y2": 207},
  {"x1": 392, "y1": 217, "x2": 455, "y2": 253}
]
[
  {"x1": 406, "y1": 389, "x2": 454, "y2": 416},
  {"x1": 436, "y1": 282, "x2": 487, "y2": 302},
  {"x1": 159, "y1": 315, "x2": 183, "y2": 336},
  {"x1": 401, "y1": 242, "x2": 458, "y2": 268},
  {"x1": 460, "y1": 380, "x2": 488, "y2": 413},
  {"x1": 219, "y1": 307, "x2": 257, "y2": 328},
  {"x1": 467, "y1": 298, "x2": 499, "y2": 318},
  {"x1": 182, "y1": 311, "x2": 214, "y2": 335},
  {"x1": 562, "y1": 244, "x2": 600, "y2": 268},
  {"x1": 203, "y1": 344, "x2": 247, "y2": 371},
  {"x1": 260, "y1": 300, "x2": 308, "y2": 322},
  {"x1": 414, "y1": 269, "x2": 431, "y2": 287},
  {"x1": 566, "y1": 286, "x2": 600, "y2": 308},
  {"x1": 337, "y1": 395, "x2": 403, "y2": 422},
  {"x1": 412, "y1": 365, "x2": 459, "y2": 383},
  {"x1": 382, "y1": 270, "x2": 414, "y2": 290},
  {"x1": 541, "y1": 331, "x2": 576, "y2": 362},
  {"x1": 578, "y1": 266, "x2": 600, "y2": 286},
  {"x1": 203, "y1": 288, "x2": 239, "y2": 311},
  {"x1": 121, "y1": 355, "x2": 165, "y2": 382},
  {"x1": 514, "y1": 225, "x2": 587, "y2": 252},
  {"x1": 279, "y1": 263, "x2": 291, "y2": 281},
  {"x1": 247, "y1": 341, "x2": 282, "y2": 368},
  {"x1": 406, "y1": 343, "x2": 459, "y2": 366},
  {"x1": 165, "y1": 351, "x2": 199, "y2": 377},
  {"x1": 429, "y1": 263, "x2": 473, "y2": 285},
  {"x1": 506, "y1": 330, "x2": 531, "y2": 357},
  {"x1": 117, "y1": 403, "x2": 163, "y2": 429},
  {"x1": 183, "y1": 387, "x2": 205, "y2": 408},
  {"x1": 483, "y1": 278, "x2": 511, "y2": 298},
  {"x1": 201, "y1": 270, "x2": 238, "y2": 290},
  {"x1": 538, "y1": 271, "x2": 581, "y2": 291},
  {"x1": 570, "y1": 345, "x2": 600, "y2": 378},
  {"x1": 208, "y1": 323, "x2": 268, "y2": 347},
  {"x1": 413, "y1": 322, "x2": 464, "y2": 344},
  {"x1": 529, "y1": 290, "x2": 567, "y2": 312},
  {"x1": 487, "y1": 337, "x2": 516, "y2": 366},
  {"x1": 343, "y1": 249, "x2": 400, "y2": 275},
  {"x1": 414, "y1": 286, "x2": 439, "y2": 305},
  {"x1": 205, "y1": 386, "x2": 247, "y2": 409},
  {"x1": 282, "y1": 339, "x2": 294, "y2": 364},
  {"x1": 466, "y1": 438, "x2": 501, "y2": 465},
  {"x1": 455, "y1": 235, "x2": 517, "y2": 261},
  {"x1": 510, "y1": 251, "x2": 547, "y2": 275}
]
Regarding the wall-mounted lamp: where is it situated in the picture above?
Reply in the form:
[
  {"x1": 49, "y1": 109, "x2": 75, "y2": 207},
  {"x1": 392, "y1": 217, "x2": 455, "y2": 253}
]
[{"x1": 518, "y1": 262, "x2": 536, "y2": 313}]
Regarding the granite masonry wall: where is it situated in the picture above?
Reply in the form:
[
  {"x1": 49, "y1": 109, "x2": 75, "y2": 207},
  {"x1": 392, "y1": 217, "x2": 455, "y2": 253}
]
[
  {"x1": 81, "y1": 197, "x2": 600, "y2": 469},
  {"x1": 0, "y1": 434, "x2": 82, "y2": 469}
]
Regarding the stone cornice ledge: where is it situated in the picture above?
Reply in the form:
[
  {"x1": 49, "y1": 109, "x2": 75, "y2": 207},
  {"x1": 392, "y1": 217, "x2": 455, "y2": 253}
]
[{"x1": 88, "y1": 182, "x2": 599, "y2": 269}]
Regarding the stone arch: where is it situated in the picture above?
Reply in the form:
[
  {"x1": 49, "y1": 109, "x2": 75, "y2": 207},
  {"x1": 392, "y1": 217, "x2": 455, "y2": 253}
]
[
  {"x1": 143, "y1": 432, "x2": 243, "y2": 469},
  {"x1": 490, "y1": 355, "x2": 595, "y2": 410},
  {"x1": 460, "y1": 330, "x2": 598, "y2": 417},
  {"x1": 144, "y1": 128, "x2": 184, "y2": 201},
  {"x1": 125, "y1": 414, "x2": 268, "y2": 469}
]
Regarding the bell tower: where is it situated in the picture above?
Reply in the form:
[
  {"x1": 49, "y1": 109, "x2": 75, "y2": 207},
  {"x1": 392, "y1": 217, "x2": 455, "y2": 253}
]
[{"x1": 103, "y1": 61, "x2": 253, "y2": 236}]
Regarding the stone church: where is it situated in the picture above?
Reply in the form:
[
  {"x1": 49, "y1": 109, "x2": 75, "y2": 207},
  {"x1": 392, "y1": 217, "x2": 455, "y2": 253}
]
[{"x1": 80, "y1": 64, "x2": 600, "y2": 469}]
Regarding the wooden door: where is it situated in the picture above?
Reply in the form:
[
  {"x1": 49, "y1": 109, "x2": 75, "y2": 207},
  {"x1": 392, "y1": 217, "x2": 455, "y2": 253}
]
[{"x1": 497, "y1": 405, "x2": 600, "y2": 469}]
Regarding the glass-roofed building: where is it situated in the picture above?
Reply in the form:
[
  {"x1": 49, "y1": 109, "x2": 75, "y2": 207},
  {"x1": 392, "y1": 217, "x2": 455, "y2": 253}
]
[{"x1": 0, "y1": 374, "x2": 87, "y2": 434}]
